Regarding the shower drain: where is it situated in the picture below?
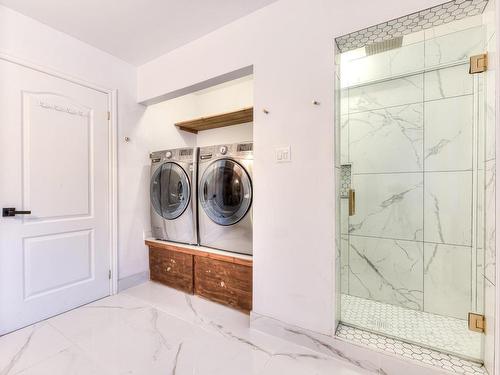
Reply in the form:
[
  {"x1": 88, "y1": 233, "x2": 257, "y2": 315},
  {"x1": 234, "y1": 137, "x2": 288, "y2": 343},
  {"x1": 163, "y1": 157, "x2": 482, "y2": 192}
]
[{"x1": 367, "y1": 318, "x2": 392, "y2": 330}]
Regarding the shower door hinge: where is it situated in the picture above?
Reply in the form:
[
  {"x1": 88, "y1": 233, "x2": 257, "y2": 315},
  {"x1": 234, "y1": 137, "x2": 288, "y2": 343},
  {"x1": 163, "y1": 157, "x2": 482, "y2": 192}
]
[
  {"x1": 469, "y1": 53, "x2": 488, "y2": 74},
  {"x1": 468, "y1": 312, "x2": 485, "y2": 333}
]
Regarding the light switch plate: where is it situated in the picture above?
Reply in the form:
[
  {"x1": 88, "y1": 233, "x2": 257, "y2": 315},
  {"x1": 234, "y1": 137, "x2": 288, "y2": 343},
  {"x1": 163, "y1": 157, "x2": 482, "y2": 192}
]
[{"x1": 276, "y1": 146, "x2": 291, "y2": 163}]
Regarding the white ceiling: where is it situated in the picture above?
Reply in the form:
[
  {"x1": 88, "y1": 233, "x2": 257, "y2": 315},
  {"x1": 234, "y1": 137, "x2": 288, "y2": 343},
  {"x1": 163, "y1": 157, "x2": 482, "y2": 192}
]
[{"x1": 0, "y1": 0, "x2": 277, "y2": 65}]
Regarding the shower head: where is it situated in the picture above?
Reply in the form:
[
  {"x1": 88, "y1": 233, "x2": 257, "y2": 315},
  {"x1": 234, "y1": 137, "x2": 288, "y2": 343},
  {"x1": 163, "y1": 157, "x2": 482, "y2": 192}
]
[{"x1": 365, "y1": 36, "x2": 404, "y2": 56}]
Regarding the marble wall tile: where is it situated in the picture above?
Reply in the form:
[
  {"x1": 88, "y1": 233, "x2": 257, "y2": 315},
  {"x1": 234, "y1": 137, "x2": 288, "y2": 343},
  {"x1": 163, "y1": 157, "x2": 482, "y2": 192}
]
[
  {"x1": 349, "y1": 173, "x2": 423, "y2": 241},
  {"x1": 349, "y1": 103, "x2": 423, "y2": 173},
  {"x1": 425, "y1": 25, "x2": 485, "y2": 67},
  {"x1": 424, "y1": 63, "x2": 473, "y2": 101},
  {"x1": 484, "y1": 160, "x2": 496, "y2": 284},
  {"x1": 485, "y1": 39, "x2": 496, "y2": 162},
  {"x1": 342, "y1": 42, "x2": 424, "y2": 87},
  {"x1": 482, "y1": 9, "x2": 496, "y2": 370},
  {"x1": 340, "y1": 88, "x2": 348, "y2": 114},
  {"x1": 482, "y1": 0, "x2": 496, "y2": 43},
  {"x1": 340, "y1": 198, "x2": 349, "y2": 235},
  {"x1": 476, "y1": 168, "x2": 485, "y2": 251},
  {"x1": 348, "y1": 236, "x2": 423, "y2": 310},
  {"x1": 424, "y1": 95, "x2": 474, "y2": 172},
  {"x1": 483, "y1": 277, "x2": 496, "y2": 375},
  {"x1": 348, "y1": 74, "x2": 423, "y2": 113},
  {"x1": 341, "y1": 234, "x2": 349, "y2": 294},
  {"x1": 335, "y1": 75, "x2": 342, "y2": 168},
  {"x1": 424, "y1": 171, "x2": 472, "y2": 246},
  {"x1": 424, "y1": 15, "x2": 483, "y2": 40},
  {"x1": 423, "y1": 243, "x2": 472, "y2": 319},
  {"x1": 475, "y1": 247, "x2": 485, "y2": 314},
  {"x1": 340, "y1": 115, "x2": 349, "y2": 165}
]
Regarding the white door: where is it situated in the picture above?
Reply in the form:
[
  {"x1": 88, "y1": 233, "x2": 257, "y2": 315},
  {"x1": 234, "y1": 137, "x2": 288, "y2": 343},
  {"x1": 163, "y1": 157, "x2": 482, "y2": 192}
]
[{"x1": 0, "y1": 58, "x2": 111, "y2": 335}]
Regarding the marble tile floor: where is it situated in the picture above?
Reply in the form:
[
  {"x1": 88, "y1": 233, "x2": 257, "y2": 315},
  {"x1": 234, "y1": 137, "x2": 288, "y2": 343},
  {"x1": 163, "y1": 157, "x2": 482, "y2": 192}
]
[
  {"x1": 0, "y1": 282, "x2": 368, "y2": 375},
  {"x1": 341, "y1": 294, "x2": 482, "y2": 361}
]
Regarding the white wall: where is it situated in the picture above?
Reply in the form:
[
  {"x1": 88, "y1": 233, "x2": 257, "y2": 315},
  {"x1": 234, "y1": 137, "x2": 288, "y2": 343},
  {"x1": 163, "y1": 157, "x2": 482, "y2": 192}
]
[
  {"x1": 140, "y1": 75, "x2": 253, "y2": 156},
  {"x1": 0, "y1": 5, "x2": 147, "y2": 284},
  {"x1": 194, "y1": 76, "x2": 253, "y2": 146},
  {"x1": 138, "y1": 0, "x2": 456, "y2": 335}
]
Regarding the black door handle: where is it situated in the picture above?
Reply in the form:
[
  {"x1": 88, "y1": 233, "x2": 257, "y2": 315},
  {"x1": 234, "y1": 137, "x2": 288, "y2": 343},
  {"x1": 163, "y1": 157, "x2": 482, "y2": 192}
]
[{"x1": 2, "y1": 208, "x2": 32, "y2": 217}]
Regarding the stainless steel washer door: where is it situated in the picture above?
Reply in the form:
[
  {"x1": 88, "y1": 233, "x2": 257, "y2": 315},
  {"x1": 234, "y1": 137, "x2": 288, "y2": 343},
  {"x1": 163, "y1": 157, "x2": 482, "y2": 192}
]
[
  {"x1": 200, "y1": 159, "x2": 252, "y2": 226},
  {"x1": 151, "y1": 162, "x2": 190, "y2": 220}
]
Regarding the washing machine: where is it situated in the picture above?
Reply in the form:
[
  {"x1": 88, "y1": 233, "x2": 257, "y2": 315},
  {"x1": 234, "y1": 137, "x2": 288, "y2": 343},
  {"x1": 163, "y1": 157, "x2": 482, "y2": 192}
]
[
  {"x1": 198, "y1": 142, "x2": 253, "y2": 255},
  {"x1": 150, "y1": 147, "x2": 198, "y2": 244}
]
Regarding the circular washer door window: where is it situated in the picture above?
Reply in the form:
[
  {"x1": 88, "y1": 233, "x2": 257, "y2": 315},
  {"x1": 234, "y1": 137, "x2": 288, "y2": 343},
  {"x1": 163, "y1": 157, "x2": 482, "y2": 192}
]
[
  {"x1": 150, "y1": 162, "x2": 190, "y2": 220},
  {"x1": 200, "y1": 159, "x2": 252, "y2": 226}
]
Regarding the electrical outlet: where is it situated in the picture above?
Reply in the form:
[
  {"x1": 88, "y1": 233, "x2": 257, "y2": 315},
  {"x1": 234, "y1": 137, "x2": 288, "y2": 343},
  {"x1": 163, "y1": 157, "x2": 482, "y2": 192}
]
[{"x1": 276, "y1": 146, "x2": 291, "y2": 163}]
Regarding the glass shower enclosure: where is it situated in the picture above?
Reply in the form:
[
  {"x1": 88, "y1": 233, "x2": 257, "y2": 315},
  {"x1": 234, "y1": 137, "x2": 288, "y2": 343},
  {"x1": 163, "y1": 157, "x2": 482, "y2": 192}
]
[{"x1": 334, "y1": 0, "x2": 496, "y2": 365}]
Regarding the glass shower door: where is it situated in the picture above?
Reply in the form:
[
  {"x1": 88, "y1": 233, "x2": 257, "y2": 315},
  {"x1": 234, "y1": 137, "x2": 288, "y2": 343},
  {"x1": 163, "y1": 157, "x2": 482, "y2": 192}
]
[{"x1": 336, "y1": 19, "x2": 493, "y2": 362}]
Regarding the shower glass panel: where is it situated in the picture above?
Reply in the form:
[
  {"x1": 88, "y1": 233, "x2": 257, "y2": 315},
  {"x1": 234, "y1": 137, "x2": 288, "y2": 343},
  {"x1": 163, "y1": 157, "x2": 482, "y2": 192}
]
[{"x1": 335, "y1": 5, "x2": 495, "y2": 363}]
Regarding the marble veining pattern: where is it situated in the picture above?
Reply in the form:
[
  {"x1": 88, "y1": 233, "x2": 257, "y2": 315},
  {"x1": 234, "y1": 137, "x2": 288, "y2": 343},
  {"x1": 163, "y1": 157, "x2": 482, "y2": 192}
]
[
  {"x1": 0, "y1": 282, "x2": 370, "y2": 375},
  {"x1": 340, "y1": 294, "x2": 482, "y2": 361},
  {"x1": 424, "y1": 171, "x2": 473, "y2": 246},
  {"x1": 348, "y1": 74, "x2": 423, "y2": 113},
  {"x1": 424, "y1": 25, "x2": 485, "y2": 67},
  {"x1": 424, "y1": 96, "x2": 474, "y2": 172},
  {"x1": 348, "y1": 104, "x2": 423, "y2": 173},
  {"x1": 336, "y1": 324, "x2": 486, "y2": 375},
  {"x1": 424, "y1": 64, "x2": 472, "y2": 101},
  {"x1": 424, "y1": 243, "x2": 472, "y2": 320},
  {"x1": 348, "y1": 236, "x2": 423, "y2": 310},
  {"x1": 349, "y1": 173, "x2": 423, "y2": 241},
  {"x1": 484, "y1": 160, "x2": 496, "y2": 284}
]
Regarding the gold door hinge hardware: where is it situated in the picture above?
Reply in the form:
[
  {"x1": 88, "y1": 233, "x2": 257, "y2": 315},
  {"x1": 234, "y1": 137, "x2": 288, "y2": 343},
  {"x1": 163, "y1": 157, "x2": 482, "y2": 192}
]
[
  {"x1": 348, "y1": 189, "x2": 356, "y2": 216},
  {"x1": 468, "y1": 312, "x2": 485, "y2": 333},
  {"x1": 469, "y1": 53, "x2": 488, "y2": 74}
]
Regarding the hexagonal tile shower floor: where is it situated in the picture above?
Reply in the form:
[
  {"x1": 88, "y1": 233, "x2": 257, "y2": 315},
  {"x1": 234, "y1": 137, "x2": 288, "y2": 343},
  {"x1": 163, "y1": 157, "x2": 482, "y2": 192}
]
[
  {"x1": 336, "y1": 324, "x2": 486, "y2": 375},
  {"x1": 338, "y1": 294, "x2": 486, "y2": 374}
]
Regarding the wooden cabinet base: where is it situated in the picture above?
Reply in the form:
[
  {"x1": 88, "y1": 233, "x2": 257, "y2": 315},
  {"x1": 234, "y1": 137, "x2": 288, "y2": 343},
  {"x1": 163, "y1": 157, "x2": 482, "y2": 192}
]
[
  {"x1": 146, "y1": 240, "x2": 252, "y2": 313},
  {"x1": 194, "y1": 256, "x2": 252, "y2": 312},
  {"x1": 149, "y1": 246, "x2": 194, "y2": 294}
]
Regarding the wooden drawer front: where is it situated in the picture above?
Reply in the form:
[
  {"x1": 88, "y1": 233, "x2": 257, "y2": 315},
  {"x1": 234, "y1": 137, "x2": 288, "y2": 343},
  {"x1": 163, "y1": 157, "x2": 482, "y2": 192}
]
[
  {"x1": 149, "y1": 247, "x2": 193, "y2": 294},
  {"x1": 194, "y1": 256, "x2": 252, "y2": 312}
]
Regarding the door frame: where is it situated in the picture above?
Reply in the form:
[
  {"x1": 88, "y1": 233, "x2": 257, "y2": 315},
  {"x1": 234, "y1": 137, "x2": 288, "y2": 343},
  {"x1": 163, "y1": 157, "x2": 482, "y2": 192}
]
[{"x1": 0, "y1": 51, "x2": 119, "y2": 295}]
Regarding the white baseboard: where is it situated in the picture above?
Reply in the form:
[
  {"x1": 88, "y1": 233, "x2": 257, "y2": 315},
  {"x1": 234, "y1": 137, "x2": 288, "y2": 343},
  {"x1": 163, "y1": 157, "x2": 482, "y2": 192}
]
[{"x1": 117, "y1": 270, "x2": 150, "y2": 292}]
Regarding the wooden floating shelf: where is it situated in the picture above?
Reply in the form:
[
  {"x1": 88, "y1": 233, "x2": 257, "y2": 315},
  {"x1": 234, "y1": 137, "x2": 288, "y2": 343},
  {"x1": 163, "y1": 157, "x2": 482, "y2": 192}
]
[{"x1": 175, "y1": 107, "x2": 253, "y2": 134}]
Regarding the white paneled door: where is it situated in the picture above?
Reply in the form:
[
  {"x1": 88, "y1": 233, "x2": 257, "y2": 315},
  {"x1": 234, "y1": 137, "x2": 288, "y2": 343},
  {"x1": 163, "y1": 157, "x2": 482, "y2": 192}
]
[{"x1": 0, "y1": 59, "x2": 111, "y2": 335}]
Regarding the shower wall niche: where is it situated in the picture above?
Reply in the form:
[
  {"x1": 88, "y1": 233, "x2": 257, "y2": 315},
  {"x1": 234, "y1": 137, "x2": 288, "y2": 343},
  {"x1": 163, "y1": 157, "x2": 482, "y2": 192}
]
[{"x1": 335, "y1": 1, "x2": 496, "y2": 365}]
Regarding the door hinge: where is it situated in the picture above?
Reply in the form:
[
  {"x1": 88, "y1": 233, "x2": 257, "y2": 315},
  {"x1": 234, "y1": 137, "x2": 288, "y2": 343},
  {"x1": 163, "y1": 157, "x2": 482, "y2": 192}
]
[
  {"x1": 108, "y1": 270, "x2": 112, "y2": 279},
  {"x1": 468, "y1": 312, "x2": 485, "y2": 333},
  {"x1": 469, "y1": 53, "x2": 488, "y2": 74},
  {"x1": 107, "y1": 111, "x2": 111, "y2": 121}
]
